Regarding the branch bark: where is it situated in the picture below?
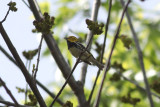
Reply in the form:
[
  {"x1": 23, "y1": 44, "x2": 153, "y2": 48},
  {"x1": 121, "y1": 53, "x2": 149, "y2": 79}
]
[
  {"x1": 28, "y1": 0, "x2": 87, "y2": 106},
  {"x1": 0, "y1": 23, "x2": 47, "y2": 107},
  {"x1": 80, "y1": 0, "x2": 101, "y2": 85},
  {"x1": 120, "y1": 0, "x2": 154, "y2": 106},
  {"x1": 87, "y1": 0, "x2": 113, "y2": 104},
  {"x1": 0, "y1": 100, "x2": 31, "y2": 107},
  {"x1": 0, "y1": 45, "x2": 18, "y2": 66},
  {"x1": 0, "y1": 77, "x2": 19, "y2": 107},
  {"x1": 93, "y1": 1, "x2": 131, "y2": 106},
  {"x1": 0, "y1": 45, "x2": 64, "y2": 105},
  {"x1": 121, "y1": 74, "x2": 160, "y2": 99}
]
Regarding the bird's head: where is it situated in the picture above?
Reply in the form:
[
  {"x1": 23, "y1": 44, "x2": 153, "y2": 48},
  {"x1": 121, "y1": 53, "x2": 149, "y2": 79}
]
[{"x1": 64, "y1": 36, "x2": 78, "y2": 42}]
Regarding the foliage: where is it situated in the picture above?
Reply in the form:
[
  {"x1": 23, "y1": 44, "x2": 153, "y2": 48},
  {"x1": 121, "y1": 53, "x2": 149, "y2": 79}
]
[
  {"x1": 1, "y1": 0, "x2": 160, "y2": 107},
  {"x1": 22, "y1": 49, "x2": 38, "y2": 60},
  {"x1": 86, "y1": 19, "x2": 104, "y2": 35},
  {"x1": 16, "y1": 87, "x2": 38, "y2": 106},
  {"x1": 38, "y1": 0, "x2": 160, "y2": 106},
  {"x1": 33, "y1": 12, "x2": 55, "y2": 34},
  {"x1": 62, "y1": 101, "x2": 73, "y2": 107},
  {"x1": 7, "y1": 1, "x2": 17, "y2": 12}
]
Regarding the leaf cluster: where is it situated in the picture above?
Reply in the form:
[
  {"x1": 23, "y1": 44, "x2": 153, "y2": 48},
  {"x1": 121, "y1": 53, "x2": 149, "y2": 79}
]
[
  {"x1": 62, "y1": 101, "x2": 73, "y2": 107},
  {"x1": 150, "y1": 79, "x2": 160, "y2": 94},
  {"x1": 86, "y1": 19, "x2": 104, "y2": 35},
  {"x1": 16, "y1": 87, "x2": 37, "y2": 106},
  {"x1": 33, "y1": 12, "x2": 55, "y2": 34},
  {"x1": 22, "y1": 49, "x2": 38, "y2": 60},
  {"x1": 7, "y1": 1, "x2": 17, "y2": 12},
  {"x1": 120, "y1": 93, "x2": 140, "y2": 105}
]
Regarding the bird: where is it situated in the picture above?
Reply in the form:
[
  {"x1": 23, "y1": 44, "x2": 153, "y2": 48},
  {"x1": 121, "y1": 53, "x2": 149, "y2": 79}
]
[{"x1": 65, "y1": 36, "x2": 104, "y2": 70}]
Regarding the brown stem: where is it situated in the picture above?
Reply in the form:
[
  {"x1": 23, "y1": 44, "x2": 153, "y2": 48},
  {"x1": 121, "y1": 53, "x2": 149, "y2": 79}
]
[
  {"x1": 93, "y1": 1, "x2": 131, "y2": 106},
  {"x1": 87, "y1": 0, "x2": 113, "y2": 104},
  {"x1": 80, "y1": 0, "x2": 101, "y2": 85},
  {"x1": 0, "y1": 100, "x2": 31, "y2": 107},
  {"x1": 0, "y1": 78, "x2": 19, "y2": 106},
  {"x1": 120, "y1": 0, "x2": 154, "y2": 106},
  {"x1": 120, "y1": 74, "x2": 160, "y2": 99},
  {"x1": 34, "y1": 35, "x2": 44, "y2": 79},
  {"x1": 49, "y1": 33, "x2": 95, "y2": 106},
  {"x1": 0, "y1": 9, "x2": 10, "y2": 23},
  {"x1": 0, "y1": 23, "x2": 47, "y2": 107},
  {"x1": 0, "y1": 45, "x2": 64, "y2": 105},
  {"x1": 27, "y1": 0, "x2": 88, "y2": 106}
]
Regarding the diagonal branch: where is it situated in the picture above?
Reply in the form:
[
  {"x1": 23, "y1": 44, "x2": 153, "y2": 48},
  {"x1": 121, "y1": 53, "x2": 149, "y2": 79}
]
[
  {"x1": 49, "y1": 25, "x2": 97, "y2": 107},
  {"x1": 80, "y1": 0, "x2": 101, "y2": 86},
  {"x1": 34, "y1": 35, "x2": 44, "y2": 79},
  {"x1": 0, "y1": 77, "x2": 19, "y2": 106},
  {"x1": 0, "y1": 45, "x2": 64, "y2": 105},
  {"x1": 0, "y1": 8, "x2": 10, "y2": 23},
  {"x1": 87, "y1": 0, "x2": 113, "y2": 104},
  {"x1": 0, "y1": 45, "x2": 18, "y2": 66},
  {"x1": 120, "y1": 74, "x2": 160, "y2": 99},
  {"x1": 93, "y1": 1, "x2": 131, "y2": 107},
  {"x1": 0, "y1": 23, "x2": 46, "y2": 107},
  {"x1": 27, "y1": 0, "x2": 87, "y2": 106},
  {"x1": 0, "y1": 100, "x2": 31, "y2": 107},
  {"x1": 120, "y1": 0, "x2": 154, "y2": 106},
  {"x1": 21, "y1": 0, "x2": 31, "y2": 10}
]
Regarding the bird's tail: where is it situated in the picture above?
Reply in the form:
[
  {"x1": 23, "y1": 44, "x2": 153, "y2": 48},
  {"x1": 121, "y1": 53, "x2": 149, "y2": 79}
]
[{"x1": 89, "y1": 57, "x2": 104, "y2": 70}]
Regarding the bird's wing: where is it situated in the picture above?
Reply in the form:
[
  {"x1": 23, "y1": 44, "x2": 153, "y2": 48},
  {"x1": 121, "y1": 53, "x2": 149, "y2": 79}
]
[{"x1": 75, "y1": 42, "x2": 86, "y2": 51}]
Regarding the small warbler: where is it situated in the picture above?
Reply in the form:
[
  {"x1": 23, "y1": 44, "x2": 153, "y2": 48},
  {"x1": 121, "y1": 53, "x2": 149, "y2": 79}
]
[{"x1": 65, "y1": 36, "x2": 104, "y2": 70}]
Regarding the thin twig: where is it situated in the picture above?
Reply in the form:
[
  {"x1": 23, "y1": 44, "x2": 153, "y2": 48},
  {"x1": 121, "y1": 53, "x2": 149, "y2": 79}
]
[
  {"x1": 21, "y1": 0, "x2": 31, "y2": 10},
  {"x1": 49, "y1": 55, "x2": 81, "y2": 106},
  {"x1": 25, "y1": 60, "x2": 29, "y2": 104},
  {"x1": 93, "y1": 1, "x2": 131, "y2": 107},
  {"x1": 36, "y1": 80, "x2": 64, "y2": 105},
  {"x1": 0, "y1": 45, "x2": 64, "y2": 105},
  {"x1": 25, "y1": 60, "x2": 31, "y2": 104},
  {"x1": 120, "y1": 0, "x2": 154, "y2": 106},
  {"x1": 0, "y1": 78, "x2": 19, "y2": 106},
  {"x1": 87, "y1": 0, "x2": 113, "y2": 104},
  {"x1": 80, "y1": 0, "x2": 101, "y2": 85},
  {"x1": 49, "y1": 35, "x2": 94, "y2": 107},
  {"x1": 28, "y1": 0, "x2": 88, "y2": 106},
  {"x1": 0, "y1": 9, "x2": 10, "y2": 23},
  {"x1": 0, "y1": 23, "x2": 47, "y2": 107},
  {"x1": 0, "y1": 45, "x2": 18, "y2": 66},
  {"x1": 120, "y1": 74, "x2": 160, "y2": 99},
  {"x1": 0, "y1": 3, "x2": 46, "y2": 106},
  {"x1": 0, "y1": 100, "x2": 31, "y2": 107},
  {"x1": 0, "y1": 95, "x2": 4, "y2": 100},
  {"x1": 34, "y1": 35, "x2": 44, "y2": 79}
]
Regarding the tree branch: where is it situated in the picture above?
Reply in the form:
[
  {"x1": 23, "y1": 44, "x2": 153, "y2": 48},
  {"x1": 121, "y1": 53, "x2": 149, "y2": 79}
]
[
  {"x1": 34, "y1": 35, "x2": 44, "y2": 79},
  {"x1": 21, "y1": 0, "x2": 31, "y2": 10},
  {"x1": 93, "y1": 1, "x2": 131, "y2": 107},
  {"x1": 0, "y1": 8, "x2": 10, "y2": 23},
  {"x1": 49, "y1": 56, "x2": 82, "y2": 106},
  {"x1": 28, "y1": 0, "x2": 87, "y2": 106},
  {"x1": 0, "y1": 100, "x2": 31, "y2": 107},
  {"x1": 0, "y1": 45, "x2": 18, "y2": 66},
  {"x1": 120, "y1": 74, "x2": 160, "y2": 99},
  {"x1": 0, "y1": 77, "x2": 19, "y2": 106},
  {"x1": 120, "y1": 0, "x2": 154, "y2": 106},
  {"x1": 87, "y1": 0, "x2": 113, "y2": 104},
  {"x1": 0, "y1": 23, "x2": 46, "y2": 107},
  {"x1": 80, "y1": 0, "x2": 101, "y2": 86},
  {"x1": 49, "y1": 19, "x2": 99, "y2": 106},
  {"x1": 0, "y1": 45, "x2": 64, "y2": 105},
  {"x1": 36, "y1": 80, "x2": 64, "y2": 105}
]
